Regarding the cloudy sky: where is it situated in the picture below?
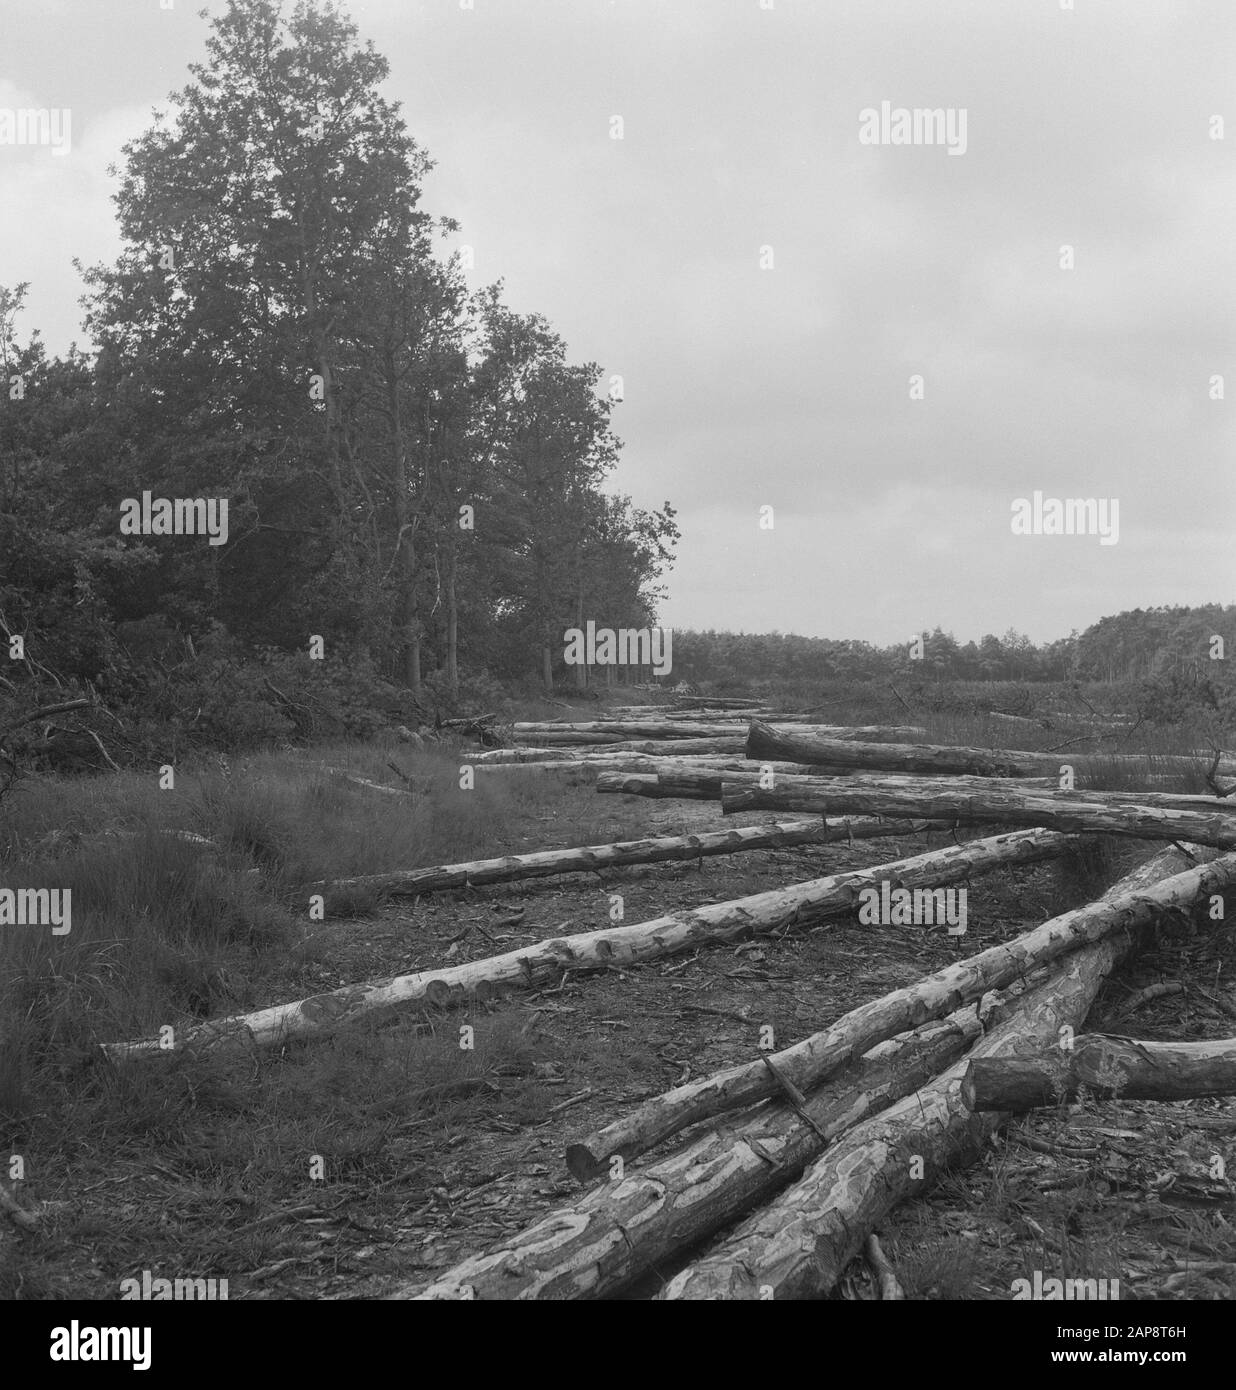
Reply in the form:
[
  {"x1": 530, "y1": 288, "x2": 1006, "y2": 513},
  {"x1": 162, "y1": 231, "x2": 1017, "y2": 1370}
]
[{"x1": 3, "y1": 0, "x2": 1233, "y2": 645}]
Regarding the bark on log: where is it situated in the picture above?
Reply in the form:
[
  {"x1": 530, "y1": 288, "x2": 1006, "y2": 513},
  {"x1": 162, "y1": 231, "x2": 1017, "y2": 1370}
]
[
  {"x1": 393, "y1": 1007, "x2": 987, "y2": 1299},
  {"x1": 572, "y1": 845, "x2": 1236, "y2": 1179},
  {"x1": 572, "y1": 737, "x2": 750, "y2": 755},
  {"x1": 721, "y1": 780, "x2": 1236, "y2": 850},
  {"x1": 98, "y1": 828, "x2": 1073, "y2": 1065},
  {"x1": 730, "y1": 776, "x2": 1230, "y2": 815},
  {"x1": 313, "y1": 818, "x2": 924, "y2": 904},
  {"x1": 514, "y1": 721, "x2": 926, "y2": 740},
  {"x1": 599, "y1": 769, "x2": 1057, "y2": 801},
  {"x1": 746, "y1": 721, "x2": 1236, "y2": 779},
  {"x1": 521, "y1": 730, "x2": 635, "y2": 746},
  {"x1": 478, "y1": 756, "x2": 841, "y2": 778},
  {"x1": 659, "y1": 845, "x2": 1231, "y2": 1299},
  {"x1": 469, "y1": 747, "x2": 580, "y2": 764},
  {"x1": 596, "y1": 768, "x2": 851, "y2": 798},
  {"x1": 962, "y1": 1034, "x2": 1236, "y2": 1111}
]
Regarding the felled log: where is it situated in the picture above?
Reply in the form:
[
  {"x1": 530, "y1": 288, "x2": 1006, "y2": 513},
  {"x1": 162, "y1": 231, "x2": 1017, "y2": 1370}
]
[
  {"x1": 746, "y1": 721, "x2": 1236, "y2": 779},
  {"x1": 514, "y1": 721, "x2": 926, "y2": 741},
  {"x1": 572, "y1": 843, "x2": 1236, "y2": 1178},
  {"x1": 660, "y1": 845, "x2": 1233, "y2": 1299},
  {"x1": 520, "y1": 730, "x2": 635, "y2": 746},
  {"x1": 600, "y1": 769, "x2": 1057, "y2": 802},
  {"x1": 469, "y1": 747, "x2": 578, "y2": 764},
  {"x1": 962, "y1": 1034, "x2": 1236, "y2": 1111},
  {"x1": 726, "y1": 778, "x2": 1236, "y2": 815},
  {"x1": 515, "y1": 720, "x2": 737, "y2": 738},
  {"x1": 507, "y1": 735, "x2": 752, "y2": 755},
  {"x1": 477, "y1": 757, "x2": 837, "y2": 779},
  {"x1": 721, "y1": 779, "x2": 1236, "y2": 850},
  {"x1": 525, "y1": 734, "x2": 920, "y2": 757},
  {"x1": 393, "y1": 1007, "x2": 986, "y2": 1299},
  {"x1": 98, "y1": 827, "x2": 1073, "y2": 1065},
  {"x1": 596, "y1": 768, "x2": 851, "y2": 798},
  {"x1": 314, "y1": 818, "x2": 921, "y2": 905}
]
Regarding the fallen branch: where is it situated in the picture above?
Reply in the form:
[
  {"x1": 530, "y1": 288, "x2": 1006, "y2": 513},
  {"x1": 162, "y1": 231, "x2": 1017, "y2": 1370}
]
[
  {"x1": 1110, "y1": 981, "x2": 1184, "y2": 1020},
  {"x1": 0, "y1": 1182, "x2": 38, "y2": 1232},
  {"x1": 865, "y1": 1234, "x2": 905, "y2": 1300}
]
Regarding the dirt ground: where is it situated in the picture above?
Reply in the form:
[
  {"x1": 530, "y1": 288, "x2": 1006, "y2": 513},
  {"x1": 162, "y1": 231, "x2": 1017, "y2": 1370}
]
[{"x1": 8, "y1": 781, "x2": 1236, "y2": 1301}]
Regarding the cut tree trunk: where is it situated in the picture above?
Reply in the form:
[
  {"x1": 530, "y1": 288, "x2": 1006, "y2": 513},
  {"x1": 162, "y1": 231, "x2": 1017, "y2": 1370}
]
[
  {"x1": 597, "y1": 768, "x2": 849, "y2": 797},
  {"x1": 962, "y1": 1034, "x2": 1236, "y2": 1110},
  {"x1": 513, "y1": 722, "x2": 926, "y2": 741},
  {"x1": 746, "y1": 721, "x2": 1236, "y2": 779},
  {"x1": 313, "y1": 818, "x2": 928, "y2": 906},
  {"x1": 468, "y1": 748, "x2": 573, "y2": 764},
  {"x1": 726, "y1": 776, "x2": 1232, "y2": 816},
  {"x1": 393, "y1": 1006, "x2": 988, "y2": 1299},
  {"x1": 721, "y1": 779, "x2": 1236, "y2": 850},
  {"x1": 659, "y1": 845, "x2": 1231, "y2": 1299},
  {"x1": 475, "y1": 757, "x2": 843, "y2": 778},
  {"x1": 519, "y1": 736, "x2": 752, "y2": 755},
  {"x1": 571, "y1": 846, "x2": 1236, "y2": 1178},
  {"x1": 520, "y1": 731, "x2": 634, "y2": 746},
  {"x1": 98, "y1": 828, "x2": 1074, "y2": 1065},
  {"x1": 600, "y1": 769, "x2": 1057, "y2": 801}
]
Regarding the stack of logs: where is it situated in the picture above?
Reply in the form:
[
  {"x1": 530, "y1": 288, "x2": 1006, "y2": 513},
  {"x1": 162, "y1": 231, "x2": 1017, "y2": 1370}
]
[{"x1": 94, "y1": 699, "x2": 1236, "y2": 1299}]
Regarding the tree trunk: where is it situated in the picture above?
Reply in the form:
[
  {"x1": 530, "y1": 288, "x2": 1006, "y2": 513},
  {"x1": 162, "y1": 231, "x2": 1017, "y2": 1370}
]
[
  {"x1": 962, "y1": 1034, "x2": 1236, "y2": 1111},
  {"x1": 574, "y1": 846, "x2": 1236, "y2": 1180},
  {"x1": 541, "y1": 644, "x2": 554, "y2": 694},
  {"x1": 521, "y1": 731, "x2": 638, "y2": 746},
  {"x1": 385, "y1": 351, "x2": 422, "y2": 694},
  {"x1": 470, "y1": 748, "x2": 583, "y2": 764},
  {"x1": 746, "y1": 721, "x2": 1236, "y2": 779},
  {"x1": 444, "y1": 547, "x2": 458, "y2": 698},
  {"x1": 314, "y1": 818, "x2": 928, "y2": 906},
  {"x1": 526, "y1": 736, "x2": 751, "y2": 754},
  {"x1": 659, "y1": 845, "x2": 1232, "y2": 1299},
  {"x1": 98, "y1": 827, "x2": 1074, "y2": 1065},
  {"x1": 574, "y1": 585, "x2": 587, "y2": 691},
  {"x1": 513, "y1": 722, "x2": 926, "y2": 740},
  {"x1": 600, "y1": 769, "x2": 1057, "y2": 801},
  {"x1": 721, "y1": 779, "x2": 1236, "y2": 850},
  {"x1": 393, "y1": 1007, "x2": 987, "y2": 1299},
  {"x1": 477, "y1": 759, "x2": 857, "y2": 779}
]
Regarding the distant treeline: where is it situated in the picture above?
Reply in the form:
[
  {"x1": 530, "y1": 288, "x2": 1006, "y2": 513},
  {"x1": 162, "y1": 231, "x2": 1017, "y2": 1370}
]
[{"x1": 668, "y1": 605, "x2": 1236, "y2": 688}]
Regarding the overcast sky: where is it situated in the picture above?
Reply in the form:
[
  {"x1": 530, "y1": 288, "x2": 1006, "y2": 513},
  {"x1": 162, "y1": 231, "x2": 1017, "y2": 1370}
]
[{"x1": 3, "y1": 0, "x2": 1233, "y2": 645}]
